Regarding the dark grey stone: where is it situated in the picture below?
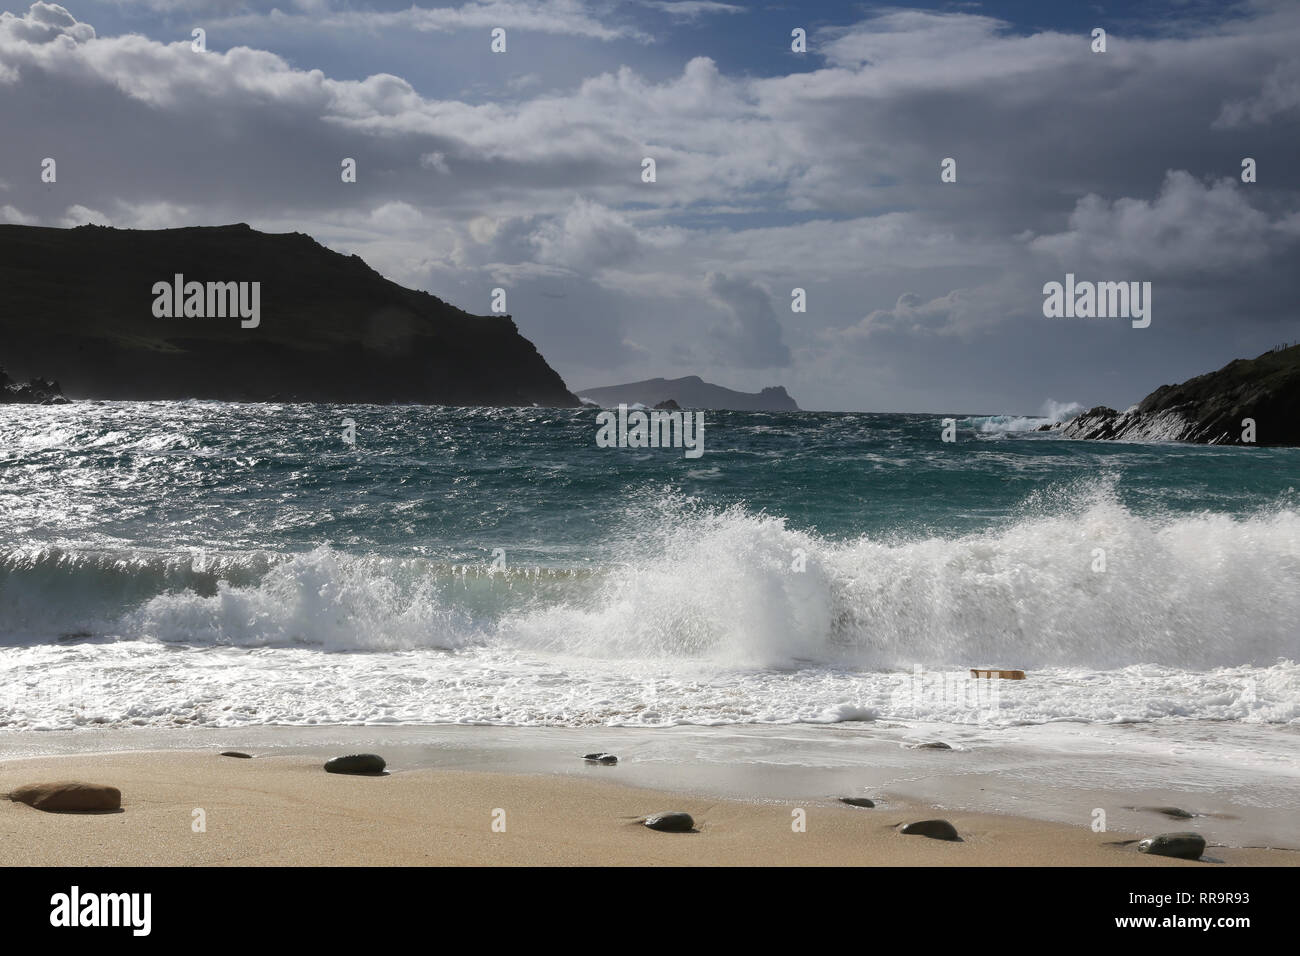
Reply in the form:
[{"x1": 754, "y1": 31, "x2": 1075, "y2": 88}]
[
  {"x1": 899, "y1": 819, "x2": 961, "y2": 841},
  {"x1": 1137, "y1": 832, "x2": 1206, "y2": 860},
  {"x1": 644, "y1": 811, "x2": 695, "y2": 832},
  {"x1": 324, "y1": 753, "x2": 386, "y2": 775}
]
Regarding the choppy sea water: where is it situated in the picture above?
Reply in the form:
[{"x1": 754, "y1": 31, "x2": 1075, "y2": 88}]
[{"x1": 0, "y1": 403, "x2": 1297, "y2": 739}]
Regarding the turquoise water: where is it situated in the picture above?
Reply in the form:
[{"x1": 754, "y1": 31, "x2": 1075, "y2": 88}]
[
  {"x1": 3, "y1": 404, "x2": 1295, "y2": 552},
  {"x1": 0, "y1": 402, "x2": 1297, "y2": 729}
]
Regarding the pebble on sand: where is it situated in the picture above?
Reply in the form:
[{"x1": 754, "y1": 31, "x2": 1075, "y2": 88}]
[
  {"x1": 220, "y1": 751, "x2": 252, "y2": 759},
  {"x1": 899, "y1": 819, "x2": 961, "y2": 841},
  {"x1": 1137, "y1": 832, "x2": 1206, "y2": 860},
  {"x1": 643, "y1": 811, "x2": 695, "y2": 832},
  {"x1": 910, "y1": 742, "x2": 952, "y2": 750},
  {"x1": 324, "y1": 754, "x2": 386, "y2": 775},
  {"x1": 583, "y1": 753, "x2": 618, "y2": 764},
  {"x1": 839, "y1": 797, "x2": 876, "y2": 808},
  {"x1": 9, "y1": 782, "x2": 122, "y2": 812}
]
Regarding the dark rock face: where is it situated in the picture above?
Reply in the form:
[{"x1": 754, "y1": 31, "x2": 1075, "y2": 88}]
[
  {"x1": 899, "y1": 819, "x2": 961, "y2": 841},
  {"x1": 9, "y1": 782, "x2": 122, "y2": 812},
  {"x1": 1137, "y1": 831, "x2": 1206, "y2": 860},
  {"x1": 324, "y1": 754, "x2": 386, "y2": 775},
  {"x1": 0, "y1": 223, "x2": 580, "y2": 406},
  {"x1": 0, "y1": 367, "x2": 68, "y2": 404},
  {"x1": 1061, "y1": 345, "x2": 1300, "y2": 445},
  {"x1": 653, "y1": 399, "x2": 681, "y2": 411},
  {"x1": 643, "y1": 811, "x2": 695, "y2": 832},
  {"x1": 578, "y1": 375, "x2": 800, "y2": 411}
]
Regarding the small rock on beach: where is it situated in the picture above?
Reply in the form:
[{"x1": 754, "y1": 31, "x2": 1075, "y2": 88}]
[
  {"x1": 583, "y1": 753, "x2": 618, "y2": 764},
  {"x1": 644, "y1": 811, "x2": 694, "y2": 832},
  {"x1": 899, "y1": 819, "x2": 961, "y2": 841},
  {"x1": 220, "y1": 751, "x2": 252, "y2": 759},
  {"x1": 1137, "y1": 832, "x2": 1206, "y2": 860},
  {"x1": 839, "y1": 797, "x2": 876, "y2": 808},
  {"x1": 9, "y1": 782, "x2": 122, "y2": 812},
  {"x1": 324, "y1": 754, "x2": 386, "y2": 775}
]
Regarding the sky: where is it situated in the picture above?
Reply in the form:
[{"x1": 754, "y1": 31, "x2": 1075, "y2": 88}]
[{"x1": 1, "y1": 0, "x2": 1297, "y2": 412}]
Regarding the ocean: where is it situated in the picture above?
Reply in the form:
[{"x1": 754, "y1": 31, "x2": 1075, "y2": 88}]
[{"x1": 1, "y1": 402, "x2": 1297, "y2": 735}]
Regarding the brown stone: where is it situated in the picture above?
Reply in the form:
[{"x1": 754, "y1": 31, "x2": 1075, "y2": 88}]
[{"x1": 9, "y1": 782, "x2": 122, "y2": 812}]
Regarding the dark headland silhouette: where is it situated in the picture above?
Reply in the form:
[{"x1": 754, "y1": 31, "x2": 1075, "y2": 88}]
[
  {"x1": 578, "y1": 376, "x2": 800, "y2": 411},
  {"x1": 0, "y1": 223, "x2": 579, "y2": 405},
  {"x1": 1055, "y1": 345, "x2": 1300, "y2": 445}
]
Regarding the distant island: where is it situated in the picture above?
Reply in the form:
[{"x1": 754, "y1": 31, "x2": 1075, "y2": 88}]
[
  {"x1": 578, "y1": 376, "x2": 800, "y2": 411},
  {"x1": 0, "y1": 223, "x2": 579, "y2": 406},
  {"x1": 1056, "y1": 345, "x2": 1300, "y2": 445}
]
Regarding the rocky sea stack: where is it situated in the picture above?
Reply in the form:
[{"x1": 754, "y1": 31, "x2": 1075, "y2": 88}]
[
  {"x1": 1060, "y1": 345, "x2": 1300, "y2": 445},
  {"x1": 1, "y1": 367, "x2": 67, "y2": 404},
  {"x1": 0, "y1": 223, "x2": 579, "y2": 406}
]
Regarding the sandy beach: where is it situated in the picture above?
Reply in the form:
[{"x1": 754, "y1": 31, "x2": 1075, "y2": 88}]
[{"x1": 1, "y1": 744, "x2": 1294, "y2": 867}]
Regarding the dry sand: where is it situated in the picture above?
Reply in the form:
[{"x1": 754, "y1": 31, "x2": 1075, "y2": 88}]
[{"x1": 1, "y1": 750, "x2": 1292, "y2": 866}]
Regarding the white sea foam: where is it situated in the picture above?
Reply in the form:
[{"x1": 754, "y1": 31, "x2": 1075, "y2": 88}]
[
  {"x1": 968, "y1": 399, "x2": 1084, "y2": 433},
  {"x1": 1, "y1": 486, "x2": 1297, "y2": 728}
]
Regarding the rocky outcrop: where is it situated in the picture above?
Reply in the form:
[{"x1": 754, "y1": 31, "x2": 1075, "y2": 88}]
[
  {"x1": 0, "y1": 368, "x2": 68, "y2": 404},
  {"x1": 1061, "y1": 345, "x2": 1300, "y2": 445},
  {"x1": 0, "y1": 223, "x2": 580, "y2": 406}
]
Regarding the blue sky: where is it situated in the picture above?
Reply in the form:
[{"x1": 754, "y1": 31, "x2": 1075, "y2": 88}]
[{"x1": 2, "y1": 0, "x2": 1298, "y2": 411}]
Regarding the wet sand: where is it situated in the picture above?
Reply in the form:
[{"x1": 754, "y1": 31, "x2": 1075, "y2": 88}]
[{"x1": 1, "y1": 746, "x2": 1293, "y2": 866}]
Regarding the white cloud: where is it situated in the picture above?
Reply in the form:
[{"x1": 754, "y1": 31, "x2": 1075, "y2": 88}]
[
  {"x1": 530, "y1": 198, "x2": 643, "y2": 271},
  {"x1": 0, "y1": 2, "x2": 94, "y2": 45},
  {"x1": 206, "y1": 1, "x2": 645, "y2": 43},
  {"x1": 59, "y1": 204, "x2": 112, "y2": 226},
  {"x1": 1, "y1": 204, "x2": 38, "y2": 224},
  {"x1": 832, "y1": 289, "x2": 980, "y2": 342},
  {"x1": 641, "y1": 1, "x2": 744, "y2": 22},
  {"x1": 1028, "y1": 171, "x2": 1285, "y2": 276}
]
